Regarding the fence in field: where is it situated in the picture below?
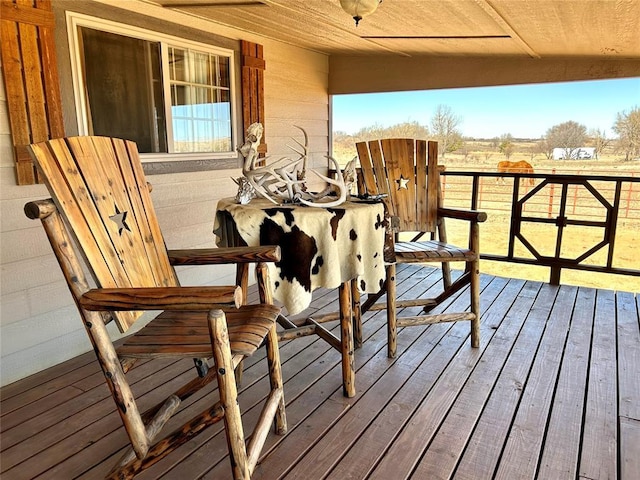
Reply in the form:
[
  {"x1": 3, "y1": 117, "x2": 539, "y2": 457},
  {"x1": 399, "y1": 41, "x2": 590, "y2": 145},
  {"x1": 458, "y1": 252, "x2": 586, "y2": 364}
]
[
  {"x1": 442, "y1": 168, "x2": 639, "y2": 220},
  {"x1": 440, "y1": 168, "x2": 640, "y2": 284}
]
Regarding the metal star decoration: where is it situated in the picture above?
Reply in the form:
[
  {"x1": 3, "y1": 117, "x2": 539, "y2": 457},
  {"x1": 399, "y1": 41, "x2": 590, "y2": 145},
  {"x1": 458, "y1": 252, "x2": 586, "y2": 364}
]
[
  {"x1": 109, "y1": 205, "x2": 130, "y2": 235},
  {"x1": 396, "y1": 175, "x2": 410, "y2": 190}
]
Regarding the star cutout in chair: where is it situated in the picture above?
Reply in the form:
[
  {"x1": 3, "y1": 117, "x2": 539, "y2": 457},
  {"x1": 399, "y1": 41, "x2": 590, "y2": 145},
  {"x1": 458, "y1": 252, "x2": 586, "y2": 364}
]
[
  {"x1": 396, "y1": 175, "x2": 410, "y2": 190},
  {"x1": 109, "y1": 205, "x2": 131, "y2": 236}
]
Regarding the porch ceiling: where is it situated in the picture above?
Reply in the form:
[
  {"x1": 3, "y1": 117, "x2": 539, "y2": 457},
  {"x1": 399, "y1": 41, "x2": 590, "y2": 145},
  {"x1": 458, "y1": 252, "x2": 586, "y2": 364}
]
[{"x1": 154, "y1": 0, "x2": 640, "y2": 59}]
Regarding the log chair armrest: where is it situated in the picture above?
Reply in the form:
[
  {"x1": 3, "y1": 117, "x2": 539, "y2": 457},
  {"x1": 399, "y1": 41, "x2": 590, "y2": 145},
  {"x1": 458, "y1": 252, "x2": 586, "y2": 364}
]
[
  {"x1": 167, "y1": 246, "x2": 281, "y2": 266},
  {"x1": 438, "y1": 207, "x2": 487, "y2": 223},
  {"x1": 80, "y1": 286, "x2": 243, "y2": 311},
  {"x1": 25, "y1": 199, "x2": 57, "y2": 220}
]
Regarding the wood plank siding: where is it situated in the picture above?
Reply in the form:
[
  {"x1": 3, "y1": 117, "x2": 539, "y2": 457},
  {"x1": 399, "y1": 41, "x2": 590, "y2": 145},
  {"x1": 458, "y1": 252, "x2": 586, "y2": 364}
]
[
  {"x1": 0, "y1": 0, "x2": 330, "y2": 385},
  {"x1": 1, "y1": 265, "x2": 638, "y2": 480}
]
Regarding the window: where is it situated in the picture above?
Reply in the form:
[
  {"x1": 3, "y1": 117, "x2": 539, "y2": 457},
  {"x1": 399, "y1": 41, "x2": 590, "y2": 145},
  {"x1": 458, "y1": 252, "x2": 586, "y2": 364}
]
[{"x1": 67, "y1": 13, "x2": 236, "y2": 161}]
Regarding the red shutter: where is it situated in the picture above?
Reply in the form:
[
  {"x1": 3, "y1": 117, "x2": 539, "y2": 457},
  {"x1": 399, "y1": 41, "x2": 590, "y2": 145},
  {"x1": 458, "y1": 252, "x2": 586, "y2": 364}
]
[
  {"x1": 1, "y1": 0, "x2": 64, "y2": 185},
  {"x1": 241, "y1": 40, "x2": 266, "y2": 162}
]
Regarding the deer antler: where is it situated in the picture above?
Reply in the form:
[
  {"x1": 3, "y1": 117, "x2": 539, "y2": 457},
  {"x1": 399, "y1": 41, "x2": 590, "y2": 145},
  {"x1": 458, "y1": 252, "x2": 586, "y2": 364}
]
[
  {"x1": 297, "y1": 156, "x2": 348, "y2": 208},
  {"x1": 238, "y1": 123, "x2": 350, "y2": 208},
  {"x1": 287, "y1": 125, "x2": 309, "y2": 181}
]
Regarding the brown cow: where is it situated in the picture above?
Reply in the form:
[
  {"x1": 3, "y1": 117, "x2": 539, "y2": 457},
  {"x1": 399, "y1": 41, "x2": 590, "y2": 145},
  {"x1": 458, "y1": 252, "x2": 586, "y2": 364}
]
[{"x1": 496, "y1": 160, "x2": 535, "y2": 186}]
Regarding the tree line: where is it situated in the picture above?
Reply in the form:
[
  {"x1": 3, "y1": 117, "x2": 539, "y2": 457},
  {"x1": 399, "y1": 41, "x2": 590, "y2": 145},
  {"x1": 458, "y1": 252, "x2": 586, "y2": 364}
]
[{"x1": 334, "y1": 105, "x2": 640, "y2": 161}]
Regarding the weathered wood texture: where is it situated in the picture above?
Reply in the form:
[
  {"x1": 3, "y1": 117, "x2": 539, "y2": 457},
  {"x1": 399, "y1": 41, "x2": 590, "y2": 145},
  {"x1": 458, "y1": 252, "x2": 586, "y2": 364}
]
[
  {"x1": 29, "y1": 136, "x2": 180, "y2": 331},
  {"x1": 0, "y1": 0, "x2": 64, "y2": 185},
  {"x1": 1, "y1": 266, "x2": 637, "y2": 480}
]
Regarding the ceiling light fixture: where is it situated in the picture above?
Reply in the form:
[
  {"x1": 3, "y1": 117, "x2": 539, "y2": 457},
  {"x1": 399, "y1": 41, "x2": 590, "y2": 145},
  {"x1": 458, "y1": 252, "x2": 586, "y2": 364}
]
[{"x1": 340, "y1": 0, "x2": 381, "y2": 26}]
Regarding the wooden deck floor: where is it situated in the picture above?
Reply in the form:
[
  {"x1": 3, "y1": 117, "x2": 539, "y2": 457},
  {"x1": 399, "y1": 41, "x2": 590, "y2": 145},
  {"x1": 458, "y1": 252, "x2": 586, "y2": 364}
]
[{"x1": 1, "y1": 265, "x2": 639, "y2": 480}]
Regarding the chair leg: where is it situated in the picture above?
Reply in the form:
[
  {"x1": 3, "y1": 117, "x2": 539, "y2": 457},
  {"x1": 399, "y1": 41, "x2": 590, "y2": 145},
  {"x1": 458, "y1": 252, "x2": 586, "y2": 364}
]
[
  {"x1": 441, "y1": 262, "x2": 452, "y2": 290},
  {"x1": 437, "y1": 215, "x2": 452, "y2": 290},
  {"x1": 209, "y1": 309, "x2": 250, "y2": 480},
  {"x1": 265, "y1": 323, "x2": 287, "y2": 435},
  {"x1": 470, "y1": 221, "x2": 481, "y2": 348},
  {"x1": 351, "y1": 280, "x2": 363, "y2": 348},
  {"x1": 234, "y1": 263, "x2": 250, "y2": 388},
  {"x1": 470, "y1": 257, "x2": 481, "y2": 348},
  {"x1": 339, "y1": 282, "x2": 356, "y2": 398},
  {"x1": 255, "y1": 261, "x2": 286, "y2": 433},
  {"x1": 386, "y1": 263, "x2": 397, "y2": 358}
]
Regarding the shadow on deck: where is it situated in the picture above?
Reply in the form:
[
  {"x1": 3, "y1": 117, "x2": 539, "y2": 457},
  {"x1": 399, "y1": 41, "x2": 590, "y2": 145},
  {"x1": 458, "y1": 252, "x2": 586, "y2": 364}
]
[{"x1": 1, "y1": 265, "x2": 639, "y2": 479}]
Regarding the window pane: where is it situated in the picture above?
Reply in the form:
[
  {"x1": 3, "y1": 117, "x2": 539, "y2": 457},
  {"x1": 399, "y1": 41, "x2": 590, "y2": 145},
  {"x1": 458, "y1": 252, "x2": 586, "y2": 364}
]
[
  {"x1": 192, "y1": 51, "x2": 210, "y2": 84},
  {"x1": 169, "y1": 47, "x2": 187, "y2": 82},
  {"x1": 217, "y1": 57, "x2": 230, "y2": 88},
  {"x1": 168, "y1": 46, "x2": 232, "y2": 153},
  {"x1": 76, "y1": 20, "x2": 234, "y2": 157},
  {"x1": 79, "y1": 27, "x2": 167, "y2": 153}
]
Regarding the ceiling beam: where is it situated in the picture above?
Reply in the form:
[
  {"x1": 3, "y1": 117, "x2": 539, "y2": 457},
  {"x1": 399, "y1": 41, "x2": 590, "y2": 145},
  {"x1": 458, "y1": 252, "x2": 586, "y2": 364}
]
[
  {"x1": 329, "y1": 55, "x2": 640, "y2": 94},
  {"x1": 474, "y1": 0, "x2": 540, "y2": 58}
]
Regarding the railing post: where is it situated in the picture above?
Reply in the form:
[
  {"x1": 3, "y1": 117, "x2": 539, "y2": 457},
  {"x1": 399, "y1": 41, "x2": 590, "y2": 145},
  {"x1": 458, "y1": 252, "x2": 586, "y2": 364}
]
[
  {"x1": 471, "y1": 174, "x2": 480, "y2": 211},
  {"x1": 550, "y1": 266, "x2": 561, "y2": 285},
  {"x1": 607, "y1": 180, "x2": 623, "y2": 269}
]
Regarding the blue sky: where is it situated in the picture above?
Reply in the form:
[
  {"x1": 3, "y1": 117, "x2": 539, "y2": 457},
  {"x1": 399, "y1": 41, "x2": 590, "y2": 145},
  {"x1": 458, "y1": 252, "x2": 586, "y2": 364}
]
[{"x1": 332, "y1": 77, "x2": 640, "y2": 139}]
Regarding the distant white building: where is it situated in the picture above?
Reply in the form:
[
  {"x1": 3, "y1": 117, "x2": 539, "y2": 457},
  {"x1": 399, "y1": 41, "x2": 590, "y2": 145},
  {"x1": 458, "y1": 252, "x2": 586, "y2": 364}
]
[{"x1": 553, "y1": 147, "x2": 596, "y2": 160}]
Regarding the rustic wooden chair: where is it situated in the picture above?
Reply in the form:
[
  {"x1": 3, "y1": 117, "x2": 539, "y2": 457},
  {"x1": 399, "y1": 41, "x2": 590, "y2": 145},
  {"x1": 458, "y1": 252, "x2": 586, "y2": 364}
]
[
  {"x1": 355, "y1": 138, "x2": 487, "y2": 357},
  {"x1": 24, "y1": 136, "x2": 286, "y2": 479}
]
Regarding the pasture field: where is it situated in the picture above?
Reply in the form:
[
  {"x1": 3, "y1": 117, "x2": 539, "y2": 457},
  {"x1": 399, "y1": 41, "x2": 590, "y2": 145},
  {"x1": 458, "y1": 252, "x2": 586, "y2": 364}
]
[
  {"x1": 438, "y1": 143, "x2": 639, "y2": 293},
  {"x1": 335, "y1": 140, "x2": 640, "y2": 293}
]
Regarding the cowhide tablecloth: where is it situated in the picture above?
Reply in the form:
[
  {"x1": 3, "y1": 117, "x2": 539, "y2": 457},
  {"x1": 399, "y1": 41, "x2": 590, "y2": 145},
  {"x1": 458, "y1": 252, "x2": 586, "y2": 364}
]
[{"x1": 214, "y1": 197, "x2": 386, "y2": 315}]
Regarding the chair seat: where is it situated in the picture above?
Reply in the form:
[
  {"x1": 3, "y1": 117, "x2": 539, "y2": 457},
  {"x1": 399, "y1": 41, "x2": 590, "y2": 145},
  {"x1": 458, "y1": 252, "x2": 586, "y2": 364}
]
[
  {"x1": 117, "y1": 304, "x2": 281, "y2": 358},
  {"x1": 395, "y1": 240, "x2": 477, "y2": 263}
]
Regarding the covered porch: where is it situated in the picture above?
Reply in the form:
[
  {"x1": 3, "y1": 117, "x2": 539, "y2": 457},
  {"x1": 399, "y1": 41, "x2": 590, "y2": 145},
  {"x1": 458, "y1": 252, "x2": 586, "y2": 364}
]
[
  {"x1": 1, "y1": 2, "x2": 639, "y2": 478},
  {"x1": 2, "y1": 264, "x2": 638, "y2": 479}
]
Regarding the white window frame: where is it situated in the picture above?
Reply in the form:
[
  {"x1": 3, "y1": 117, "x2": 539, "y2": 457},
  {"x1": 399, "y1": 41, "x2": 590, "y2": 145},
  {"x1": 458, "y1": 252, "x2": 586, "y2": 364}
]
[{"x1": 66, "y1": 12, "x2": 238, "y2": 162}]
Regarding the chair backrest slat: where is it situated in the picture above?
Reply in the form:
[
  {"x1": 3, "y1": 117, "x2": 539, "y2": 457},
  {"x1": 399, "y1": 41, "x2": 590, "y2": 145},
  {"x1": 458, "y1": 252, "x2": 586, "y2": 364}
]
[
  {"x1": 415, "y1": 139, "x2": 428, "y2": 231},
  {"x1": 355, "y1": 142, "x2": 379, "y2": 196},
  {"x1": 381, "y1": 138, "x2": 417, "y2": 231},
  {"x1": 111, "y1": 138, "x2": 177, "y2": 286},
  {"x1": 28, "y1": 136, "x2": 178, "y2": 332},
  {"x1": 356, "y1": 138, "x2": 439, "y2": 234},
  {"x1": 427, "y1": 141, "x2": 440, "y2": 232}
]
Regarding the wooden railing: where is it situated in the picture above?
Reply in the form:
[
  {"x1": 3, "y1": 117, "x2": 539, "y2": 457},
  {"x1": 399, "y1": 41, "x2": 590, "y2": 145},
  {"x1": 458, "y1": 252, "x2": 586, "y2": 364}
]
[{"x1": 440, "y1": 169, "x2": 640, "y2": 285}]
